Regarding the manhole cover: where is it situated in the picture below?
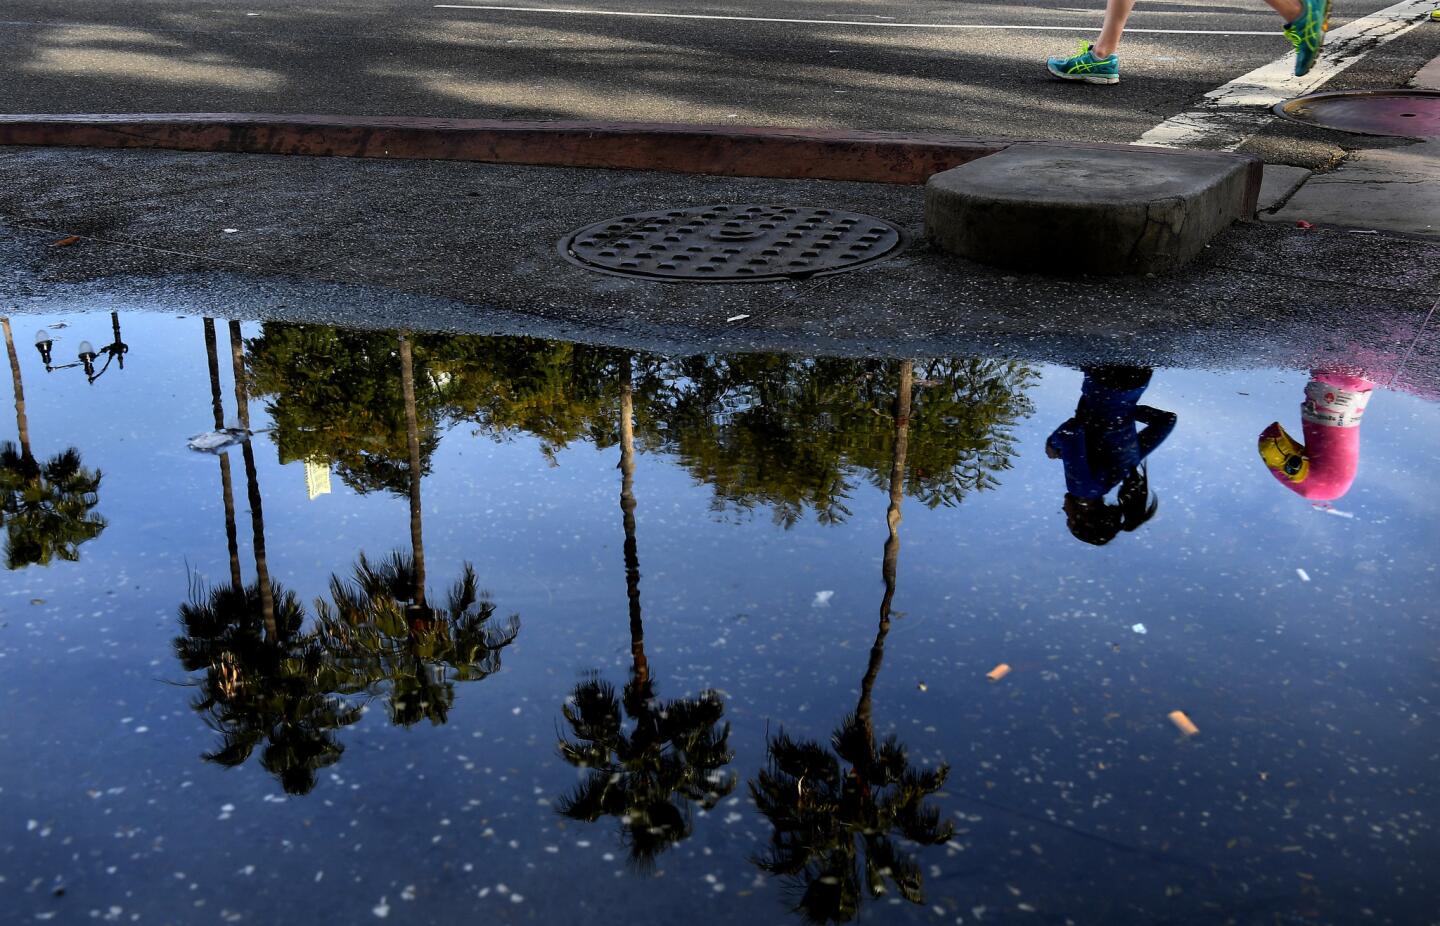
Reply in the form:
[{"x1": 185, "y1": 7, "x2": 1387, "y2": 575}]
[
  {"x1": 559, "y1": 204, "x2": 905, "y2": 282},
  {"x1": 1274, "y1": 90, "x2": 1440, "y2": 138}
]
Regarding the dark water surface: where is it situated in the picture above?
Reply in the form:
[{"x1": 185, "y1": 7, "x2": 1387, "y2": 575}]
[{"x1": 1, "y1": 310, "x2": 1436, "y2": 925}]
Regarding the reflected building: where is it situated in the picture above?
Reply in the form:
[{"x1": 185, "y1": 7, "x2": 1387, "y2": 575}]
[{"x1": 305, "y1": 459, "x2": 332, "y2": 500}]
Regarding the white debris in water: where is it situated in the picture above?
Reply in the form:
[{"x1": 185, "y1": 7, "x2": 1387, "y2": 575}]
[
  {"x1": 187, "y1": 429, "x2": 250, "y2": 453},
  {"x1": 726, "y1": 314, "x2": 751, "y2": 323},
  {"x1": 510, "y1": 895, "x2": 524, "y2": 904},
  {"x1": 372, "y1": 898, "x2": 390, "y2": 918},
  {"x1": 812, "y1": 590, "x2": 834, "y2": 608},
  {"x1": 1130, "y1": 623, "x2": 1147, "y2": 635},
  {"x1": 400, "y1": 885, "x2": 416, "y2": 901},
  {"x1": 1297, "y1": 568, "x2": 1311, "y2": 583}
]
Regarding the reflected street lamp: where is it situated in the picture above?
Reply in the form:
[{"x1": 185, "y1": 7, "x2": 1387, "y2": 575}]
[{"x1": 33, "y1": 313, "x2": 128, "y2": 383}]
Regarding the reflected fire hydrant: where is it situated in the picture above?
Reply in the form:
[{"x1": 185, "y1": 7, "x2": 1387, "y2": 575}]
[{"x1": 1258, "y1": 371, "x2": 1375, "y2": 501}]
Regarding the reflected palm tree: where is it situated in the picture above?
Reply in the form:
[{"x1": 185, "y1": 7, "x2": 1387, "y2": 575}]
[
  {"x1": 175, "y1": 320, "x2": 359, "y2": 794},
  {"x1": 557, "y1": 354, "x2": 737, "y2": 870},
  {"x1": 175, "y1": 578, "x2": 362, "y2": 795},
  {"x1": 312, "y1": 333, "x2": 519, "y2": 726},
  {"x1": 750, "y1": 362, "x2": 954, "y2": 923},
  {"x1": 0, "y1": 316, "x2": 105, "y2": 569},
  {"x1": 314, "y1": 551, "x2": 518, "y2": 726}
]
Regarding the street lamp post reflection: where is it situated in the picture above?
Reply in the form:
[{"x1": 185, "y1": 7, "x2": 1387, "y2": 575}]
[{"x1": 33, "y1": 312, "x2": 128, "y2": 383}]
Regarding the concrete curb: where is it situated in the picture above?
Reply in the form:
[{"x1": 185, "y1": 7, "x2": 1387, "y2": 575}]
[
  {"x1": 0, "y1": 114, "x2": 1259, "y2": 205},
  {"x1": 0, "y1": 114, "x2": 1012, "y2": 185}
]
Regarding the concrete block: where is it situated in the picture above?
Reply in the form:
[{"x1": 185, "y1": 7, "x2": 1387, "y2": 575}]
[{"x1": 925, "y1": 143, "x2": 1260, "y2": 275}]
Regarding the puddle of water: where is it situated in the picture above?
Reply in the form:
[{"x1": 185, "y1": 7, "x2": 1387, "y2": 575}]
[{"x1": 1, "y1": 310, "x2": 1436, "y2": 924}]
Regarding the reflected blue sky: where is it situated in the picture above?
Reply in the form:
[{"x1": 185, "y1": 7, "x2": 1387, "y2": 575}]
[{"x1": 1, "y1": 310, "x2": 1436, "y2": 924}]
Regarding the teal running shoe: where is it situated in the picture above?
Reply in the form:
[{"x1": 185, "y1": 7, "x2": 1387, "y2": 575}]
[
  {"x1": 1047, "y1": 41, "x2": 1120, "y2": 85},
  {"x1": 1284, "y1": 0, "x2": 1332, "y2": 77}
]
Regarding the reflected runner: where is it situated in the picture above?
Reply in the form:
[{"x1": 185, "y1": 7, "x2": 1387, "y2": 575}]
[{"x1": 1046, "y1": 366, "x2": 1176, "y2": 546}]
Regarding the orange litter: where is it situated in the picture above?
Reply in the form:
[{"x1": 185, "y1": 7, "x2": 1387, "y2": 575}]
[
  {"x1": 50, "y1": 235, "x2": 81, "y2": 248},
  {"x1": 1168, "y1": 710, "x2": 1200, "y2": 736},
  {"x1": 985, "y1": 663, "x2": 1011, "y2": 682}
]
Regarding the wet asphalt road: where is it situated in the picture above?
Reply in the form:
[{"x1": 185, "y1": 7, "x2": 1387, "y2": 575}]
[{"x1": 0, "y1": 0, "x2": 1404, "y2": 142}]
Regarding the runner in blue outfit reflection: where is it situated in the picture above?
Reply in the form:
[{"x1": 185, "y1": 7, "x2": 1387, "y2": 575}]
[{"x1": 1046, "y1": 366, "x2": 1177, "y2": 546}]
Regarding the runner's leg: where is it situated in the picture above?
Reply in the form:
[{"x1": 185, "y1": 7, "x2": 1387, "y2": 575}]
[{"x1": 1093, "y1": 0, "x2": 1139, "y2": 57}]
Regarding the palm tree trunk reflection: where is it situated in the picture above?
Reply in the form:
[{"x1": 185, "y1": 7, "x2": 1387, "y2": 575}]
[
  {"x1": 855, "y1": 360, "x2": 912, "y2": 766},
  {"x1": 3, "y1": 318, "x2": 31, "y2": 461},
  {"x1": 397, "y1": 333, "x2": 428, "y2": 615},
  {"x1": 618, "y1": 354, "x2": 648, "y2": 686},
  {"x1": 225, "y1": 321, "x2": 276, "y2": 639},
  {"x1": 203, "y1": 319, "x2": 244, "y2": 590}
]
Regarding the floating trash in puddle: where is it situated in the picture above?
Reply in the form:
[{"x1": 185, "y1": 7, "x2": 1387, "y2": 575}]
[
  {"x1": 986, "y1": 663, "x2": 1011, "y2": 682},
  {"x1": 1168, "y1": 710, "x2": 1200, "y2": 736},
  {"x1": 1131, "y1": 623, "x2": 1148, "y2": 635},
  {"x1": 1296, "y1": 568, "x2": 1311, "y2": 583},
  {"x1": 187, "y1": 429, "x2": 250, "y2": 453},
  {"x1": 726, "y1": 314, "x2": 751, "y2": 323},
  {"x1": 812, "y1": 590, "x2": 834, "y2": 608}
]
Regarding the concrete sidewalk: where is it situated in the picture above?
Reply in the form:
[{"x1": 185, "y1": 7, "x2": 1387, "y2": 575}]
[
  {"x1": 1261, "y1": 52, "x2": 1440, "y2": 237},
  {"x1": 1, "y1": 143, "x2": 1436, "y2": 394}
]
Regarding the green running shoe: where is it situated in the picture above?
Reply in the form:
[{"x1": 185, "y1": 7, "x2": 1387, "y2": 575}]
[
  {"x1": 1047, "y1": 41, "x2": 1120, "y2": 85},
  {"x1": 1284, "y1": 0, "x2": 1332, "y2": 77}
]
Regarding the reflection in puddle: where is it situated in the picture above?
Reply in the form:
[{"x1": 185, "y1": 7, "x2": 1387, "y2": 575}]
[
  {"x1": 752, "y1": 361, "x2": 955, "y2": 921},
  {"x1": 1260, "y1": 370, "x2": 1375, "y2": 502},
  {"x1": 1, "y1": 310, "x2": 1437, "y2": 925},
  {"x1": 1, "y1": 317, "x2": 107, "y2": 569},
  {"x1": 1046, "y1": 366, "x2": 1175, "y2": 546}
]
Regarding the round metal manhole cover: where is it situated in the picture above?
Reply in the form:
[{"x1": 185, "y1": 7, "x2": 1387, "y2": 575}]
[
  {"x1": 1274, "y1": 90, "x2": 1440, "y2": 138},
  {"x1": 559, "y1": 204, "x2": 905, "y2": 282}
]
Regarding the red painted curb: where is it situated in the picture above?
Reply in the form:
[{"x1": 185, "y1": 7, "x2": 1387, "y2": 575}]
[{"x1": 0, "y1": 114, "x2": 1015, "y2": 185}]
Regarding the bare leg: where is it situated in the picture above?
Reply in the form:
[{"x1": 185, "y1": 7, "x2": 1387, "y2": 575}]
[
  {"x1": 1093, "y1": 0, "x2": 1138, "y2": 58},
  {"x1": 1094, "y1": 0, "x2": 1302, "y2": 58},
  {"x1": 1263, "y1": 0, "x2": 1303, "y2": 21}
]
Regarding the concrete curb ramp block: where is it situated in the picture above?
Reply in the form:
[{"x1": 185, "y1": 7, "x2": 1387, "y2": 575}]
[{"x1": 924, "y1": 144, "x2": 1261, "y2": 275}]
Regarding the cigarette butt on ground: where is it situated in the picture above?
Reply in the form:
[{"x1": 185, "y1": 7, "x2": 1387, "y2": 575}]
[
  {"x1": 986, "y1": 663, "x2": 1011, "y2": 682},
  {"x1": 1168, "y1": 710, "x2": 1200, "y2": 736}
]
